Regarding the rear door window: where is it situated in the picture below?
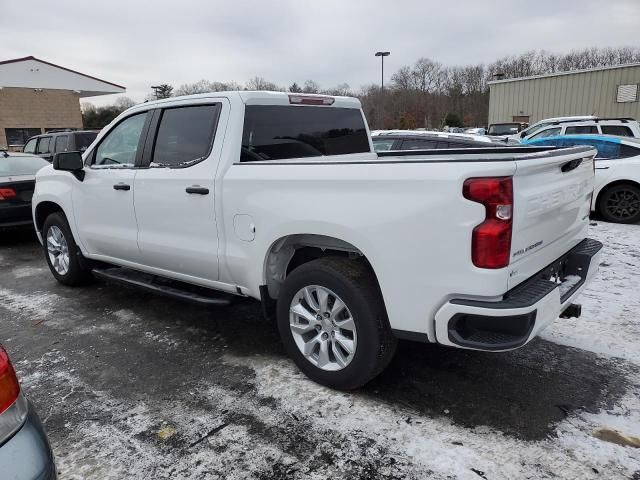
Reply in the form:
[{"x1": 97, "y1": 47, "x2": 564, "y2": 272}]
[
  {"x1": 565, "y1": 125, "x2": 598, "y2": 135},
  {"x1": 619, "y1": 144, "x2": 640, "y2": 159},
  {"x1": 54, "y1": 135, "x2": 69, "y2": 153},
  {"x1": 74, "y1": 132, "x2": 98, "y2": 151},
  {"x1": 241, "y1": 105, "x2": 370, "y2": 161},
  {"x1": 601, "y1": 125, "x2": 634, "y2": 137},
  {"x1": 36, "y1": 137, "x2": 51, "y2": 154},
  {"x1": 151, "y1": 105, "x2": 219, "y2": 167}
]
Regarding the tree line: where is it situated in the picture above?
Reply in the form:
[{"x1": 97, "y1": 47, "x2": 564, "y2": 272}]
[{"x1": 82, "y1": 46, "x2": 640, "y2": 130}]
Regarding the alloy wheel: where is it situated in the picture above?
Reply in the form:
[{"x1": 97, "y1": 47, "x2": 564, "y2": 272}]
[
  {"x1": 605, "y1": 188, "x2": 640, "y2": 221},
  {"x1": 46, "y1": 226, "x2": 70, "y2": 275},
  {"x1": 289, "y1": 285, "x2": 357, "y2": 371}
]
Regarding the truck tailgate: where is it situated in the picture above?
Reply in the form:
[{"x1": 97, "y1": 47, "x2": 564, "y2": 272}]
[{"x1": 509, "y1": 146, "x2": 596, "y2": 289}]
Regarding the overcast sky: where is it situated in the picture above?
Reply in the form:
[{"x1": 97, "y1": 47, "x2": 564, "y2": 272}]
[{"x1": 1, "y1": 0, "x2": 638, "y2": 106}]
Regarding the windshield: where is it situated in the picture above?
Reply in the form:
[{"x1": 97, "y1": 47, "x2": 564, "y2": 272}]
[
  {"x1": 488, "y1": 124, "x2": 520, "y2": 135},
  {"x1": 0, "y1": 155, "x2": 50, "y2": 177},
  {"x1": 520, "y1": 122, "x2": 551, "y2": 138}
]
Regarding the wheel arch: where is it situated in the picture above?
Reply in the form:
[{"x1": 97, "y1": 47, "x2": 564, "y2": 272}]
[
  {"x1": 34, "y1": 201, "x2": 67, "y2": 233},
  {"x1": 262, "y1": 233, "x2": 381, "y2": 300},
  {"x1": 595, "y1": 179, "x2": 640, "y2": 212}
]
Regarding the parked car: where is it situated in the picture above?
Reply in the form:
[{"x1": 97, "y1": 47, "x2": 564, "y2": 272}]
[
  {"x1": 0, "y1": 152, "x2": 50, "y2": 229},
  {"x1": 0, "y1": 345, "x2": 57, "y2": 479},
  {"x1": 372, "y1": 133, "x2": 502, "y2": 152},
  {"x1": 513, "y1": 117, "x2": 640, "y2": 142},
  {"x1": 523, "y1": 134, "x2": 640, "y2": 223},
  {"x1": 23, "y1": 130, "x2": 99, "y2": 162},
  {"x1": 32, "y1": 91, "x2": 601, "y2": 389},
  {"x1": 464, "y1": 127, "x2": 486, "y2": 135},
  {"x1": 513, "y1": 115, "x2": 594, "y2": 140},
  {"x1": 487, "y1": 122, "x2": 528, "y2": 137}
]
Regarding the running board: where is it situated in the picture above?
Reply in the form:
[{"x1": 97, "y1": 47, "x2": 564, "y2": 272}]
[{"x1": 92, "y1": 267, "x2": 234, "y2": 306}]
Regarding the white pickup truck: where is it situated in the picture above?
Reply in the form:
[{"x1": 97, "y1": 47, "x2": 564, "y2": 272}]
[{"x1": 32, "y1": 91, "x2": 602, "y2": 389}]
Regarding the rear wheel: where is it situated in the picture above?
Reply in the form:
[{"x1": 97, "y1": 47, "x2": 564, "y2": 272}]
[
  {"x1": 42, "y1": 212, "x2": 91, "y2": 285},
  {"x1": 277, "y1": 257, "x2": 397, "y2": 390},
  {"x1": 599, "y1": 184, "x2": 640, "y2": 224}
]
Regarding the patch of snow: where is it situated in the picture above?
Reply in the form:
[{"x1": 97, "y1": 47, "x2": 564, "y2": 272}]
[
  {"x1": 12, "y1": 265, "x2": 47, "y2": 278},
  {"x1": 225, "y1": 353, "x2": 640, "y2": 479},
  {"x1": 541, "y1": 221, "x2": 640, "y2": 366},
  {"x1": 0, "y1": 287, "x2": 59, "y2": 321}
]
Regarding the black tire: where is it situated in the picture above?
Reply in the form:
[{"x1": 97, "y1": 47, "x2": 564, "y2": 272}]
[
  {"x1": 598, "y1": 183, "x2": 640, "y2": 224},
  {"x1": 276, "y1": 257, "x2": 397, "y2": 390},
  {"x1": 42, "y1": 212, "x2": 91, "y2": 286}
]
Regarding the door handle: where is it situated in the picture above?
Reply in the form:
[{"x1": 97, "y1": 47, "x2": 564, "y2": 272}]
[
  {"x1": 186, "y1": 186, "x2": 209, "y2": 195},
  {"x1": 113, "y1": 183, "x2": 131, "y2": 191},
  {"x1": 595, "y1": 166, "x2": 610, "y2": 170}
]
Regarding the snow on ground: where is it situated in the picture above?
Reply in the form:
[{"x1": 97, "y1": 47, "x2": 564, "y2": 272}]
[{"x1": 541, "y1": 221, "x2": 640, "y2": 365}]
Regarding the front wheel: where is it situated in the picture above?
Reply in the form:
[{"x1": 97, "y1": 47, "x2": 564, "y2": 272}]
[
  {"x1": 598, "y1": 184, "x2": 640, "y2": 224},
  {"x1": 276, "y1": 257, "x2": 397, "y2": 390},
  {"x1": 42, "y1": 212, "x2": 91, "y2": 286}
]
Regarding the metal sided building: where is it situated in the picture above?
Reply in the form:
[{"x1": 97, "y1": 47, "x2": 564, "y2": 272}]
[{"x1": 488, "y1": 63, "x2": 640, "y2": 125}]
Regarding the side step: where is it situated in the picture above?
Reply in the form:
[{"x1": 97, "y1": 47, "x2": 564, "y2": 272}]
[{"x1": 92, "y1": 267, "x2": 234, "y2": 306}]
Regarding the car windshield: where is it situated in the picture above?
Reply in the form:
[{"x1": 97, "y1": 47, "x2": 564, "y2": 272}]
[
  {"x1": 521, "y1": 121, "x2": 562, "y2": 137},
  {"x1": 74, "y1": 132, "x2": 98, "y2": 151},
  {"x1": 0, "y1": 155, "x2": 50, "y2": 177},
  {"x1": 488, "y1": 124, "x2": 519, "y2": 135}
]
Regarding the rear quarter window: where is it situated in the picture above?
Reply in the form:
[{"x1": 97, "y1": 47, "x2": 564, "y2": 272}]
[
  {"x1": 241, "y1": 106, "x2": 369, "y2": 161},
  {"x1": 601, "y1": 125, "x2": 634, "y2": 137}
]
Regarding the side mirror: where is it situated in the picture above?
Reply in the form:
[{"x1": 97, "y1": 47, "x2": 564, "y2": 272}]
[{"x1": 53, "y1": 151, "x2": 85, "y2": 180}]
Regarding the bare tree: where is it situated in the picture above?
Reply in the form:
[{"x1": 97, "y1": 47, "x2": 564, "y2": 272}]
[
  {"x1": 245, "y1": 76, "x2": 280, "y2": 91},
  {"x1": 303, "y1": 80, "x2": 321, "y2": 94},
  {"x1": 174, "y1": 80, "x2": 213, "y2": 96},
  {"x1": 324, "y1": 83, "x2": 352, "y2": 96},
  {"x1": 174, "y1": 80, "x2": 242, "y2": 96},
  {"x1": 114, "y1": 96, "x2": 136, "y2": 109}
]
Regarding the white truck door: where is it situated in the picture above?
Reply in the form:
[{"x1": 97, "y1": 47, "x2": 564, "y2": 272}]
[
  {"x1": 72, "y1": 111, "x2": 150, "y2": 262},
  {"x1": 133, "y1": 102, "x2": 224, "y2": 281}
]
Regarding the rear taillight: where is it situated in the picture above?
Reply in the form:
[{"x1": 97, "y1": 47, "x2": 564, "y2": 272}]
[
  {"x1": 0, "y1": 188, "x2": 17, "y2": 201},
  {"x1": 0, "y1": 346, "x2": 27, "y2": 443},
  {"x1": 463, "y1": 177, "x2": 513, "y2": 269},
  {"x1": 0, "y1": 346, "x2": 20, "y2": 414}
]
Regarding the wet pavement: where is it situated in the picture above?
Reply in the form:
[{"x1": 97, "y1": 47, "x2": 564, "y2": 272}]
[{"x1": 1, "y1": 227, "x2": 639, "y2": 479}]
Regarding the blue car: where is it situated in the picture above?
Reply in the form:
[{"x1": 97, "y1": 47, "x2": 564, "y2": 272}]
[
  {"x1": 523, "y1": 134, "x2": 640, "y2": 223},
  {"x1": 0, "y1": 345, "x2": 57, "y2": 479}
]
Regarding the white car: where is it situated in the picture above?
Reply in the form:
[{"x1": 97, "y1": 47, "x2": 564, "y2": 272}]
[
  {"x1": 513, "y1": 117, "x2": 640, "y2": 142},
  {"x1": 32, "y1": 91, "x2": 602, "y2": 389},
  {"x1": 523, "y1": 134, "x2": 640, "y2": 223}
]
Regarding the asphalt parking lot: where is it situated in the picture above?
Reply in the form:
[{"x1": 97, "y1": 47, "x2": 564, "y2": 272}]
[{"x1": 1, "y1": 222, "x2": 640, "y2": 479}]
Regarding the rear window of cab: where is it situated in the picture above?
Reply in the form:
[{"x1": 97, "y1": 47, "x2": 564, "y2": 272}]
[{"x1": 241, "y1": 105, "x2": 370, "y2": 161}]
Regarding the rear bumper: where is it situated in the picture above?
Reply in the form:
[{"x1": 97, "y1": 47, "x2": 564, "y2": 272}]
[
  {"x1": 434, "y1": 238, "x2": 603, "y2": 351},
  {"x1": 0, "y1": 401, "x2": 57, "y2": 479},
  {"x1": 0, "y1": 204, "x2": 33, "y2": 228}
]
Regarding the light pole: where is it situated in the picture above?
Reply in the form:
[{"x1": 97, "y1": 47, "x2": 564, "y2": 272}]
[{"x1": 375, "y1": 51, "x2": 390, "y2": 129}]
